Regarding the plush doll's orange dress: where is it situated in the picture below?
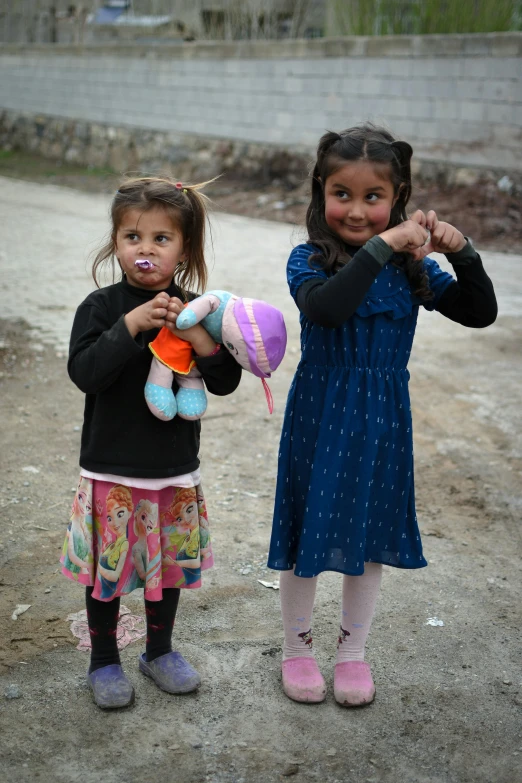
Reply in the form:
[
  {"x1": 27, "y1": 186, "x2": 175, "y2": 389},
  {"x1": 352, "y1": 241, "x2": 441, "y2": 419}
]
[{"x1": 149, "y1": 327, "x2": 196, "y2": 375}]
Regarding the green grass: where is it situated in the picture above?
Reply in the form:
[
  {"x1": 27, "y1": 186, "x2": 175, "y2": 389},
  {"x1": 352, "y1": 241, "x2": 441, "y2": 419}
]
[
  {"x1": 0, "y1": 150, "x2": 117, "y2": 193},
  {"x1": 327, "y1": 0, "x2": 520, "y2": 36}
]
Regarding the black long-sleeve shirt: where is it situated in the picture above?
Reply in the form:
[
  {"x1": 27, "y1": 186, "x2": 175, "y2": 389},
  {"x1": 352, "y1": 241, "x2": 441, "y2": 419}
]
[
  {"x1": 296, "y1": 240, "x2": 497, "y2": 329},
  {"x1": 68, "y1": 279, "x2": 242, "y2": 478}
]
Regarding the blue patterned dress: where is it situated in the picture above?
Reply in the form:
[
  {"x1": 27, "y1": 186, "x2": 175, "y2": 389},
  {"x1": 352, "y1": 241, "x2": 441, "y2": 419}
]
[{"x1": 268, "y1": 243, "x2": 455, "y2": 577}]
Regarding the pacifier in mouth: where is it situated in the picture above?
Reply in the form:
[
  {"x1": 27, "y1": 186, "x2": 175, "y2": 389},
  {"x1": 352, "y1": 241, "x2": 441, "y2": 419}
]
[{"x1": 135, "y1": 259, "x2": 155, "y2": 270}]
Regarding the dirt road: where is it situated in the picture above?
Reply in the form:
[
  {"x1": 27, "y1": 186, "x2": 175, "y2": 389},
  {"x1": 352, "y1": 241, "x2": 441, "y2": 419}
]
[{"x1": 0, "y1": 177, "x2": 521, "y2": 783}]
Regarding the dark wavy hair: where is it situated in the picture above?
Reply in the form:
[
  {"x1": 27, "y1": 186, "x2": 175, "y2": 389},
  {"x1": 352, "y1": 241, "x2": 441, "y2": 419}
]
[
  {"x1": 92, "y1": 176, "x2": 214, "y2": 296},
  {"x1": 306, "y1": 123, "x2": 432, "y2": 300}
]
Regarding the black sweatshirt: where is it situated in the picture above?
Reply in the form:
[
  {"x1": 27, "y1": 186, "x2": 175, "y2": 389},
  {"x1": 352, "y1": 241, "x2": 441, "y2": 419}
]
[
  {"x1": 296, "y1": 240, "x2": 498, "y2": 329},
  {"x1": 68, "y1": 279, "x2": 242, "y2": 478}
]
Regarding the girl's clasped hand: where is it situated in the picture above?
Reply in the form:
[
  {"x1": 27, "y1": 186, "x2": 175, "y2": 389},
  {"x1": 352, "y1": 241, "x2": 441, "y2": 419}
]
[
  {"x1": 381, "y1": 209, "x2": 466, "y2": 259},
  {"x1": 124, "y1": 292, "x2": 212, "y2": 350}
]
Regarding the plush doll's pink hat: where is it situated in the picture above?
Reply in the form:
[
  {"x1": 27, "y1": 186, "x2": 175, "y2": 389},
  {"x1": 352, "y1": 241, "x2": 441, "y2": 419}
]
[{"x1": 222, "y1": 297, "x2": 287, "y2": 411}]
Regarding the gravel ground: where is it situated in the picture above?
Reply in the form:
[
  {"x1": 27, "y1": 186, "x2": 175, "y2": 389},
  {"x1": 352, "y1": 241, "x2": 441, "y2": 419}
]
[{"x1": 0, "y1": 176, "x2": 521, "y2": 783}]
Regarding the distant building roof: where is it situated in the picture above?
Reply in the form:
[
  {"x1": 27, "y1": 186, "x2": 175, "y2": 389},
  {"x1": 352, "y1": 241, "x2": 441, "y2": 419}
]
[
  {"x1": 115, "y1": 15, "x2": 173, "y2": 28},
  {"x1": 90, "y1": 6, "x2": 173, "y2": 28},
  {"x1": 92, "y1": 6, "x2": 125, "y2": 24}
]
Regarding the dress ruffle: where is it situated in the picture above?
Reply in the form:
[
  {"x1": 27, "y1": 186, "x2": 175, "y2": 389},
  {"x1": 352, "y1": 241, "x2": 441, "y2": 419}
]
[{"x1": 355, "y1": 285, "x2": 414, "y2": 320}]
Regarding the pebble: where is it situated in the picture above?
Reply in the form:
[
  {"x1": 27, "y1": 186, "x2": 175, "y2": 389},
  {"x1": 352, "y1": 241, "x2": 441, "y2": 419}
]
[
  {"x1": 503, "y1": 677, "x2": 512, "y2": 685},
  {"x1": 514, "y1": 694, "x2": 522, "y2": 706},
  {"x1": 4, "y1": 684, "x2": 21, "y2": 699},
  {"x1": 326, "y1": 748, "x2": 336, "y2": 757},
  {"x1": 282, "y1": 764, "x2": 299, "y2": 777}
]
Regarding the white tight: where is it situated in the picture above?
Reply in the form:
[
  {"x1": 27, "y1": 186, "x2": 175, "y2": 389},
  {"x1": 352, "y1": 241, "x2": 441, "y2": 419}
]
[{"x1": 279, "y1": 563, "x2": 383, "y2": 663}]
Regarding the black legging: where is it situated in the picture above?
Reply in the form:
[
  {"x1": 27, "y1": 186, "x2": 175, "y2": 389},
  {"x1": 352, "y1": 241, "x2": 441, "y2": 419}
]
[{"x1": 86, "y1": 586, "x2": 180, "y2": 672}]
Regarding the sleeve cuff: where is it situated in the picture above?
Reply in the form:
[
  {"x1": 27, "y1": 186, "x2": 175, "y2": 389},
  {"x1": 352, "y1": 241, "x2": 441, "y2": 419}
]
[
  {"x1": 115, "y1": 314, "x2": 145, "y2": 354},
  {"x1": 195, "y1": 346, "x2": 230, "y2": 369},
  {"x1": 363, "y1": 236, "x2": 395, "y2": 267},
  {"x1": 445, "y1": 239, "x2": 479, "y2": 266}
]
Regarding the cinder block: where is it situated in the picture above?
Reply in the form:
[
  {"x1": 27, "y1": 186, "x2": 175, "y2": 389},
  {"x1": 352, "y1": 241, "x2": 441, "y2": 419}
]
[
  {"x1": 490, "y1": 123, "x2": 521, "y2": 145},
  {"x1": 458, "y1": 101, "x2": 485, "y2": 123},
  {"x1": 454, "y1": 80, "x2": 484, "y2": 100},
  {"x1": 491, "y1": 36, "x2": 522, "y2": 57},
  {"x1": 432, "y1": 99, "x2": 460, "y2": 121},
  {"x1": 371, "y1": 58, "x2": 412, "y2": 78},
  {"x1": 513, "y1": 105, "x2": 522, "y2": 126},
  {"x1": 485, "y1": 102, "x2": 514, "y2": 124},
  {"x1": 384, "y1": 118, "x2": 417, "y2": 141},
  {"x1": 482, "y1": 78, "x2": 517, "y2": 101},
  {"x1": 461, "y1": 58, "x2": 492, "y2": 79}
]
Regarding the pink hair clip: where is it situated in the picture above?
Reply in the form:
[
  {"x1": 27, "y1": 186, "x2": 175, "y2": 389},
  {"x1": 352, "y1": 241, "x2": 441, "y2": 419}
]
[{"x1": 175, "y1": 182, "x2": 183, "y2": 189}]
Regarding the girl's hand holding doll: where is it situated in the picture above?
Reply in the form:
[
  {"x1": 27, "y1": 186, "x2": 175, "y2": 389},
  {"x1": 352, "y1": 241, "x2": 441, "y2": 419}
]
[
  {"x1": 124, "y1": 292, "x2": 171, "y2": 337},
  {"x1": 164, "y1": 296, "x2": 217, "y2": 357}
]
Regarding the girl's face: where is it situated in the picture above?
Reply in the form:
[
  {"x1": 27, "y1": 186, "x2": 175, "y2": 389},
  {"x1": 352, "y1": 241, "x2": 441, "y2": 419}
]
[
  {"x1": 115, "y1": 206, "x2": 186, "y2": 290},
  {"x1": 323, "y1": 161, "x2": 398, "y2": 247},
  {"x1": 175, "y1": 500, "x2": 198, "y2": 533},
  {"x1": 107, "y1": 502, "x2": 131, "y2": 535}
]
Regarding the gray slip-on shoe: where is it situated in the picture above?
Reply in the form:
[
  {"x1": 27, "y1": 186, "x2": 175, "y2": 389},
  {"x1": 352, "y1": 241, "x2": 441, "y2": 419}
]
[
  {"x1": 87, "y1": 664, "x2": 135, "y2": 709},
  {"x1": 139, "y1": 651, "x2": 201, "y2": 694}
]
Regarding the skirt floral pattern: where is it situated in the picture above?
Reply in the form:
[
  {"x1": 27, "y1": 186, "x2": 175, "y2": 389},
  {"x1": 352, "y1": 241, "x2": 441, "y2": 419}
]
[{"x1": 61, "y1": 476, "x2": 213, "y2": 602}]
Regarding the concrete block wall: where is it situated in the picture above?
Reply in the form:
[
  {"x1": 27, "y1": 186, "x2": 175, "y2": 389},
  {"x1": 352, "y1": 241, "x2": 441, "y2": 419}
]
[{"x1": 0, "y1": 33, "x2": 521, "y2": 170}]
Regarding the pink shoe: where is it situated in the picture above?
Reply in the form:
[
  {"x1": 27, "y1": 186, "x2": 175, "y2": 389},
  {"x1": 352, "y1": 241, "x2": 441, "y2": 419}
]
[
  {"x1": 281, "y1": 657, "x2": 326, "y2": 703},
  {"x1": 334, "y1": 661, "x2": 375, "y2": 707}
]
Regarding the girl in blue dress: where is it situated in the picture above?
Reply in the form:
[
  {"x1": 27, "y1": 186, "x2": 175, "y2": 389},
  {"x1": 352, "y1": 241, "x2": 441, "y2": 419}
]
[{"x1": 267, "y1": 124, "x2": 497, "y2": 707}]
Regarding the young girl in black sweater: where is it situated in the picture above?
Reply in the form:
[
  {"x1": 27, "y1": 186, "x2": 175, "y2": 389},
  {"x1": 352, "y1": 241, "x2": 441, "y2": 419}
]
[{"x1": 62, "y1": 177, "x2": 241, "y2": 709}]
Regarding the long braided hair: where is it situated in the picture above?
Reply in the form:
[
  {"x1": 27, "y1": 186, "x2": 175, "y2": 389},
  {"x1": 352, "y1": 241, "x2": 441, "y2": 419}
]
[{"x1": 306, "y1": 124, "x2": 432, "y2": 300}]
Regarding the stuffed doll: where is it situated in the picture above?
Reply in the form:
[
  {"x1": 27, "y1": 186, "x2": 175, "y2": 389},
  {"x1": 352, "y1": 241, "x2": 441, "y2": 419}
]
[{"x1": 145, "y1": 290, "x2": 287, "y2": 421}]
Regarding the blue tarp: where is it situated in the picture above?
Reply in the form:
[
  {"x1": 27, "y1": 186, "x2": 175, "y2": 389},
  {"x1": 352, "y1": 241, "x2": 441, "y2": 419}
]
[{"x1": 92, "y1": 7, "x2": 125, "y2": 24}]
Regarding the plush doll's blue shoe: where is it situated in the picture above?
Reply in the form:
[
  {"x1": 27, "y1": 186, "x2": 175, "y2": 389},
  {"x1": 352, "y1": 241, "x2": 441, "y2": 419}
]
[
  {"x1": 176, "y1": 387, "x2": 208, "y2": 421},
  {"x1": 145, "y1": 382, "x2": 177, "y2": 422}
]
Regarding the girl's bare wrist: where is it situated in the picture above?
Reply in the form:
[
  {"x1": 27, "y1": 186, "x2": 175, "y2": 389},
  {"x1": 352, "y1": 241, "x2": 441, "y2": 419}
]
[
  {"x1": 194, "y1": 338, "x2": 218, "y2": 357},
  {"x1": 181, "y1": 324, "x2": 216, "y2": 356}
]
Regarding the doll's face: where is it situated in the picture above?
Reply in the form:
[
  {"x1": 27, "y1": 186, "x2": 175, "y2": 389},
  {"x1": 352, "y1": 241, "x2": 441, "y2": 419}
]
[
  {"x1": 77, "y1": 489, "x2": 92, "y2": 516},
  {"x1": 137, "y1": 506, "x2": 156, "y2": 535}
]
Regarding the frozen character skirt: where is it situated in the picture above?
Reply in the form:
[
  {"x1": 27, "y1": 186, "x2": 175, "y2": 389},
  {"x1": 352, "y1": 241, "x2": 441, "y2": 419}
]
[{"x1": 61, "y1": 477, "x2": 213, "y2": 602}]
